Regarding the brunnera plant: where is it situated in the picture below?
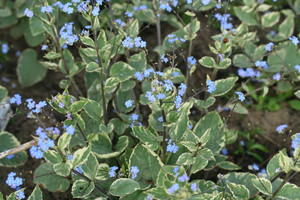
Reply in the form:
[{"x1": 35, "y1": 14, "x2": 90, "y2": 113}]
[{"x1": 1, "y1": 0, "x2": 300, "y2": 199}]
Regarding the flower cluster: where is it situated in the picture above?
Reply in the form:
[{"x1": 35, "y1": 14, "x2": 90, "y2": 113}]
[
  {"x1": 130, "y1": 166, "x2": 140, "y2": 179},
  {"x1": 6, "y1": 172, "x2": 25, "y2": 199},
  {"x1": 237, "y1": 68, "x2": 261, "y2": 78},
  {"x1": 109, "y1": 166, "x2": 119, "y2": 178},
  {"x1": 29, "y1": 127, "x2": 55, "y2": 159},
  {"x1": 166, "y1": 140, "x2": 179, "y2": 153},
  {"x1": 26, "y1": 99, "x2": 47, "y2": 114},
  {"x1": 214, "y1": 13, "x2": 233, "y2": 30},
  {"x1": 291, "y1": 133, "x2": 300, "y2": 150},
  {"x1": 10, "y1": 94, "x2": 22, "y2": 105},
  {"x1": 122, "y1": 36, "x2": 147, "y2": 48},
  {"x1": 167, "y1": 34, "x2": 186, "y2": 44},
  {"x1": 207, "y1": 80, "x2": 216, "y2": 93},
  {"x1": 59, "y1": 22, "x2": 79, "y2": 46},
  {"x1": 159, "y1": 0, "x2": 178, "y2": 12},
  {"x1": 235, "y1": 91, "x2": 245, "y2": 102}
]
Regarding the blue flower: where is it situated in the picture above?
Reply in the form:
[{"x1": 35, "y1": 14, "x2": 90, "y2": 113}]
[
  {"x1": 265, "y1": 42, "x2": 274, "y2": 52},
  {"x1": 187, "y1": 56, "x2": 196, "y2": 66},
  {"x1": 32, "y1": 101, "x2": 47, "y2": 113},
  {"x1": 122, "y1": 36, "x2": 146, "y2": 48},
  {"x1": 130, "y1": 114, "x2": 139, "y2": 121},
  {"x1": 29, "y1": 146, "x2": 44, "y2": 159},
  {"x1": 235, "y1": 91, "x2": 245, "y2": 102},
  {"x1": 114, "y1": 19, "x2": 126, "y2": 27},
  {"x1": 249, "y1": 163, "x2": 260, "y2": 171},
  {"x1": 175, "y1": 95, "x2": 182, "y2": 109},
  {"x1": 273, "y1": 73, "x2": 281, "y2": 81},
  {"x1": 276, "y1": 124, "x2": 288, "y2": 133},
  {"x1": 289, "y1": 36, "x2": 299, "y2": 45},
  {"x1": 92, "y1": 6, "x2": 100, "y2": 16},
  {"x1": 161, "y1": 55, "x2": 169, "y2": 63},
  {"x1": 144, "y1": 68, "x2": 154, "y2": 77},
  {"x1": 65, "y1": 125, "x2": 75, "y2": 135},
  {"x1": 134, "y1": 72, "x2": 144, "y2": 81},
  {"x1": 16, "y1": 190, "x2": 25, "y2": 200},
  {"x1": 238, "y1": 68, "x2": 261, "y2": 78},
  {"x1": 214, "y1": 13, "x2": 233, "y2": 30},
  {"x1": 202, "y1": 0, "x2": 211, "y2": 5},
  {"x1": 41, "y1": 44, "x2": 48, "y2": 51},
  {"x1": 125, "y1": 11, "x2": 133, "y2": 17},
  {"x1": 291, "y1": 133, "x2": 300, "y2": 150},
  {"x1": 190, "y1": 183, "x2": 199, "y2": 192},
  {"x1": 10, "y1": 94, "x2": 22, "y2": 105},
  {"x1": 207, "y1": 80, "x2": 216, "y2": 93},
  {"x1": 146, "y1": 91, "x2": 156, "y2": 103},
  {"x1": 157, "y1": 116, "x2": 164, "y2": 122},
  {"x1": 167, "y1": 183, "x2": 180, "y2": 194},
  {"x1": 6, "y1": 172, "x2": 23, "y2": 189},
  {"x1": 166, "y1": 140, "x2": 179, "y2": 153},
  {"x1": 178, "y1": 174, "x2": 189, "y2": 182},
  {"x1": 221, "y1": 148, "x2": 228, "y2": 155},
  {"x1": 41, "y1": 6, "x2": 53, "y2": 13},
  {"x1": 1, "y1": 43, "x2": 9, "y2": 54},
  {"x1": 156, "y1": 93, "x2": 166, "y2": 100},
  {"x1": 255, "y1": 60, "x2": 269, "y2": 69},
  {"x1": 163, "y1": 80, "x2": 174, "y2": 91},
  {"x1": 109, "y1": 166, "x2": 119, "y2": 178},
  {"x1": 75, "y1": 166, "x2": 84, "y2": 174},
  {"x1": 59, "y1": 22, "x2": 78, "y2": 46},
  {"x1": 294, "y1": 65, "x2": 300, "y2": 73},
  {"x1": 125, "y1": 100, "x2": 134, "y2": 108},
  {"x1": 24, "y1": 8, "x2": 33, "y2": 18},
  {"x1": 130, "y1": 166, "x2": 139, "y2": 179},
  {"x1": 178, "y1": 83, "x2": 187, "y2": 96},
  {"x1": 66, "y1": 154, "x2": 74, "y2": 160}
]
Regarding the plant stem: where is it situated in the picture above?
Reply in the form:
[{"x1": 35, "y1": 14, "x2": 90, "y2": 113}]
[
  {"x1": 92, "y1": 17, "x2": 108, "y2": 125},
  {"x1": 154, "y1": 0, "x2": 162, "y2": 71},
  {"x1": 0, "y1": 140, "x2": 36, "y2": 159}
]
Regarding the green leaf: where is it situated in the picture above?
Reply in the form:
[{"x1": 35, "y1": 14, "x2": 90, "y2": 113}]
[
  {"x1": 29, "y1": 16, "x2": 45, "y2": 36},
  {"x1": 72, "y1": 180, "x2": 95, "y2": 198},
  {"x1": 176, "y1": 152, "x2": 195, "y2": 165},
  {"x1": 267, "y1": 153, "x2": 281, "y2": 178},
  {"x1": 252, "y1": 177, "x2": 272, "y2": 195},
  {"x1": 276, "y1": 183, "x2": 300, "y2": 199},
  {"x1": 227, "y1": 182, "x2": 250, "y2": 199},
  {"x1": 129, "y1": 145, "x2": 162, "y2": 182},
  {"x1": 28, "y1": 186, "x2": 43, "y2": 200},
  {"x1": 193, "y1": 112, "x2": 224, "y2": 153},
  {"x1": 278, "y1": 151, "x2": 293, "y2": 173},
  {"x1": 62, "y1": 49, "x2": 79, "y2": 76},
  {"x1": 72, "y1": 146, "x2": 91, "y2": 167},
  {"x1": 91, "y1": 134, "x2": 128, "y2": 159},
  {"x1": 223, "y1": 172, "x2": 258, "y2": 196},
  {"x1": 128, "y1": 52, "x2": 147, "y2": 72},
  {"x1": 34, "y1": 163, "x2": 70, "y2": 192},
  {"x1": 233, "y1": 54, "x2": 252, "y2": 68},
  {"x1": 217, "y1": 161, "x2": 241, "y2": 170},
  {"x1": 58, "y1": 133, "x2": 72, "y2": 151},
  {"x1": 234, "y1": 6, "x2": 258, "y2": 25},
  {"x1": 131, "y1": 126, "x2": 159, "y2": 151},
  {"x1": 17, "y1": 49, "x2": 47, "y2": 87},
  {"x1": 44, "y1": 150, "x2": 63, "y2": 164},
  {"x1": 193, "y1": 97, "x2": 216, "y2": 110},
  {"x1": 0, "y1": 131, "x2": 27, "y2": 167},
  {"x1": 261, "y1": 12, "x2": 280, "y2": 28},
  {"x1": 288, "y1": 99, "x2": 300, "y2": 111},
  {"x1": 170, "y1": 102, "x2": 193, "y2": 141},
  {"x1": 0, "y1": 85, "x2": 8, "y2": 102},
  {"x1": 80, "y1": 35, "x2": 95, "y2": 47},
  {"x1": 190, "y1": 156, "x2": 209, "y2": 174},
  {"x1": 82, "y1": 153, "x2": 99, "y2": 180},
  {"x1": 110, "y1": 178, "x2": 141, "y2": 197},
  {"x1": 295, "y1": 90, "x2": 300, "y2": 99},
  {"x1": 53, "y1": 162, "x2": 72, "y2": 177},
  {"x1": 110, "y1": 62, "x2": 135, "y2": 82},
  {"x1": 71, "y1": 100, "x2": 88, "y2": 113},
  {"x1": 86, "y1": 62, "x2": 100, "y2": 72},
  {"x1": 199, "y1": 56, "x2": 216, "y2": 68},
  {"x1": 211, "y1": 77, "x2": 238, "y2": 97},
  {"x1": 84, "y1": 100, "x2": 103, "y2": 121}
]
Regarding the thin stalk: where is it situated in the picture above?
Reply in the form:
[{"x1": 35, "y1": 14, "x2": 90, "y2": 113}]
[
  {"x1": 92, "y1": 16, "x2": 108, "y2": 125},
  {"x1": 185, "y1": 34, "x2": 193, "y2": 100},
  {"x1": 154, "y1": 0, "x2": 162, "y2": 71},
  {"x1": 0, "y1": 140, "x2": 36, "y2": 159}
]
